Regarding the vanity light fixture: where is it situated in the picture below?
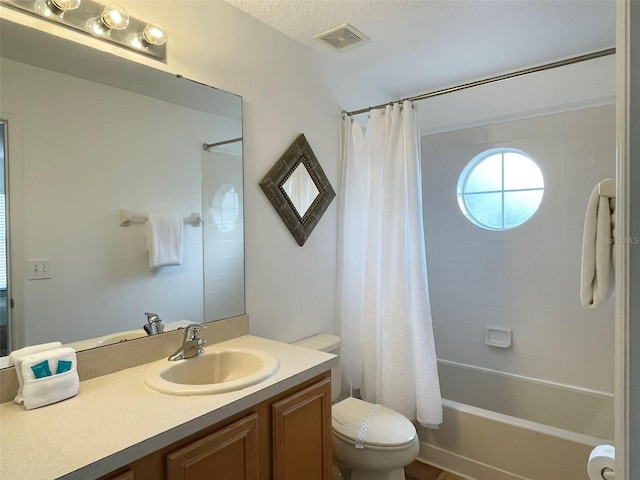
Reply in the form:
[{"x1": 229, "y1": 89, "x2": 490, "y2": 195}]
[{"x1": 2, "y1": 0, "x2": 167, "y2": 60}]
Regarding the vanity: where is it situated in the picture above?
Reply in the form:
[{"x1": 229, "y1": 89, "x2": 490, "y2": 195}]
[{"x1": 0, "y1": 334, "x2": 337, "y2": 480}]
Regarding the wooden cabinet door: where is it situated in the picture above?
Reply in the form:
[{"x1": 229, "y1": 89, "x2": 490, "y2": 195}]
[
  {"x1": 272, "y1": 376, "x2": 332, "y2": 480},
  {"x1": 166, "y1": 413, "x2": 259, "y2": 480}
]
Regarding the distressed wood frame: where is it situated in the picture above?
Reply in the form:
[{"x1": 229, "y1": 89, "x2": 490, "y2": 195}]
[{"x1": 260, "y1": 134, "x2": 335, "y2": 246}]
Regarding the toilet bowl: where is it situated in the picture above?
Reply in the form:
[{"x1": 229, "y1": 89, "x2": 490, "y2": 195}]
[
  {"x1": 332, "y1": 396, "x2": 420, "y2": 480},
  {"x1": 293, "y1": 335, "x2": 419, "y2": 480}
]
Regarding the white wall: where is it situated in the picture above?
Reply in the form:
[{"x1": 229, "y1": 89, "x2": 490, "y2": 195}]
[
  {"x1": 419, "y1": 54, "x2": 615, "y2": 135},
  {"x1": 1, "y1": 1, "x2": 352, "y2": 344},
  {"x1": 421, "y1": 59, "x2": 616, "y2": 394}
]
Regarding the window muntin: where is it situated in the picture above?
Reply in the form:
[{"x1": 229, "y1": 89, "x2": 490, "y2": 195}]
[{"x1": 457, "y1": 148, "x2": 544, "y2": 231}]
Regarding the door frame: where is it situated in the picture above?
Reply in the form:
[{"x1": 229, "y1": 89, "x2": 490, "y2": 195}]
[
  {"x1": 0, "y1": 111, "x2": 25, "y2": 353},
  {"x1": 615, "y1": 0, "x2": 630, "y2": 477}
]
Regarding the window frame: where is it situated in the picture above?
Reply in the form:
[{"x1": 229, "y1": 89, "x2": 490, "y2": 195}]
[{"x1": 456, "y1": 147, "x2": 544, "y2": 231}]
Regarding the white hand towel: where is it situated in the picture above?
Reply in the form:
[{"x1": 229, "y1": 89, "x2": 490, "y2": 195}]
[
  {"x1": 9, "y1": 342, "x2": 63, "y2": 404},
  {"x1": 145, "y1": 213, "x2": 183, "y2": 267},
  {"x1": 19, "y1": 347, "x2": 79, "y2": 410},
  {"x1": 581, "y1": 182, "x2": 615, "y2": 309}
]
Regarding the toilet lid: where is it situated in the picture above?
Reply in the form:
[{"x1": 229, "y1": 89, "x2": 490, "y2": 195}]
[{"x1": 331, "y1": 397, "x2": 416, "y2": 448}]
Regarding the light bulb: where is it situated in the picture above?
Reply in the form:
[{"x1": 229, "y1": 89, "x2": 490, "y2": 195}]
[
  {"x1": 50, "y1": 0, "x2": 81, "y2": 10},
  {"x1": 100, "y1": 4, "x2": 129, "y2": 30},
  {"x1": 142, "y1": 23, "x2": 167, "y2": 46}
]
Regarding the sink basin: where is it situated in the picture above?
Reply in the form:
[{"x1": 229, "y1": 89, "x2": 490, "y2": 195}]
[
  {"x1": 95, "y1": 329, "x2": 147, "y2": 347},
  {"x1": 143, "y1": 347, "x2": 279, "y2": 395}
]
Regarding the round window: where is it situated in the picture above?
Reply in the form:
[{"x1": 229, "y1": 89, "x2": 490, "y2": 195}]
[
  {"x1": 210, "y1": 184, "x2": 240, "y2": 233},
  {"x1": 457, "y1": 148, "x2": 544, "y2": 230}
]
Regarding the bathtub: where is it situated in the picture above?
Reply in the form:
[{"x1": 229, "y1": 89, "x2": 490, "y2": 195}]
[{"x1": 417, "y1": 360, "x2": 614, "y2": 480}]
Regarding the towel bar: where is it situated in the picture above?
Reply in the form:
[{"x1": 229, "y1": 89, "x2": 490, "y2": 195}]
[
  {"x1": 598, "y1": 178, "x2": 615, "y2": 198},
  {"x1": 119, "y1": 209, "x2": 202, "y2": 227}
]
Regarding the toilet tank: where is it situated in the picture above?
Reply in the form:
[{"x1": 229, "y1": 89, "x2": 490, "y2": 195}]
[{"x1": 293, "y1": 334, "x2": 341, "y2": 402}]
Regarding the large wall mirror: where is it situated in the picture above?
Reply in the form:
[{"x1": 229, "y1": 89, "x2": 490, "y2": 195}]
[{"x1": 0, "y1": 19, "x2": 244, "y2": 362}]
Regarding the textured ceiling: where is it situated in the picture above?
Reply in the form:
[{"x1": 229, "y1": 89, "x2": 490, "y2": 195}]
[{"x1": 224, "y1": 0, "x2": 616, "y2": 102}]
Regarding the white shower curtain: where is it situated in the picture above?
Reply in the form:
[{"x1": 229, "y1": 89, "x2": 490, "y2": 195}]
[{"x1": 337, "y1": 100, "x2": 442, "y2": 427}]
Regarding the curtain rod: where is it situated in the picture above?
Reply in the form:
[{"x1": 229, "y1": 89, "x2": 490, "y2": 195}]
[
  {"x1": 202, "y1": 137, "x2": 243, "y2": 152},
  {"x1": 341, "y1": 47, "x2": 616, "y2": 118}
]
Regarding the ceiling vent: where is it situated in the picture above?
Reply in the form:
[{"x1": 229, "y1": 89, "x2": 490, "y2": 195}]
[{"x1": 314, "y1": 23, "x2": 369, "y2": 51}]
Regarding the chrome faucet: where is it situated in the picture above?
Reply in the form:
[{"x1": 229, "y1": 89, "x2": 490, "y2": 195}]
[
  {"x1": 143, "y1": 312, "x2": 165, "y2": 335},
  {"x1": 168, "y1": 324, "x2": 207, "y2": 361}
]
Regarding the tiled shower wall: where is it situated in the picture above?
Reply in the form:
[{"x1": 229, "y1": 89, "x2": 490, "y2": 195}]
[{"x1": 422, "y1": 105, "x2": 615, "y2": 393}]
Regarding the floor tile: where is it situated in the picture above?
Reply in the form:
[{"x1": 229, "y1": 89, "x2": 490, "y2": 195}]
[{"x1": 405, "y1": 460, "x2": 444, "y2": 480}]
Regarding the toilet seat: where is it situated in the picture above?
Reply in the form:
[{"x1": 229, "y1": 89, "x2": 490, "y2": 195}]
[{"x1": 332, "y1": 397, "x2": 417, "y2": 449}]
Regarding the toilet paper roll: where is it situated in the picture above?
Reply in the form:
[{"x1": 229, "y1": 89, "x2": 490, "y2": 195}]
[{"x1": 587, "y1": 444, "x2": 615, "y2": 480}]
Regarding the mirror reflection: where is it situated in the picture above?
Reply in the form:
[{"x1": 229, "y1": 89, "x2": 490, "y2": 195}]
[
  {"x1": 282, "y1": 162, "x2": 319, "y2": 219},
  {"x1": 0, "y1": 20, "x2": 244, "y2": 361}
]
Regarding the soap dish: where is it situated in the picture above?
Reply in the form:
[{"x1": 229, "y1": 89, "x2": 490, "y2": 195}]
[{"x1": 485, "y1": 327, "x2": 512, "y2": 348}]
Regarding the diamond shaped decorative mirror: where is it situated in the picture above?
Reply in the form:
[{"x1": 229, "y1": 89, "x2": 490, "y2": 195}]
[{"x1": 260, "y1": 134, "x2": 335, "y2": 246}]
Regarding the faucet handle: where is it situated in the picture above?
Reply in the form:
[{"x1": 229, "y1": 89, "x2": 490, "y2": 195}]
[
  {"x1": 184, "y1": 323, "x2": 206, "y2": 340},
  {"x1": 168, "y1": 324, "x2": 207, "y2": 361},
  {"x1": 144, "y1": 312, "x2": 161, "y2": 324},
  {"x1": 143, "y1": 312, "x2": 164, "y2": 335}
]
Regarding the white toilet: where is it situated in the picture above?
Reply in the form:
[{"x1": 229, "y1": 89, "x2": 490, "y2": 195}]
[{"x1": 293, "y1": 334, "x2": 419, "y2": 480}]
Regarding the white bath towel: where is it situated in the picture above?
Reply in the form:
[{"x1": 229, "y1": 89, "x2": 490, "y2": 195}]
[
  {"x1": 9, "y1": 342, "x2": 63, "y2": 404},
  {"x1": 8, "y1": 342, "x2": 63, "y2": 367},
  {"x1": 19, "y1": 347, "x2": 79, "y2": 410},
  {"x1": 581, "y1": 180, "x2": 615, "y2": 309},
  {"x1": 145, "y1": 213, "x2": 183, "y2": 267}
]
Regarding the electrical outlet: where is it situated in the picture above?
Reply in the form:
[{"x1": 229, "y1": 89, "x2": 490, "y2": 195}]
[{"x1": 26, "y1": 259, "x2": 52, "y2": 280}]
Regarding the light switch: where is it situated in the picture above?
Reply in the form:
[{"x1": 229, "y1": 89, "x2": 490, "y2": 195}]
[{"x1": 26, "y1": 259, "x2": 52, "y2": 280}]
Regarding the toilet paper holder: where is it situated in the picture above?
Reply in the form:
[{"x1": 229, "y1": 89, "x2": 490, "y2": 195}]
[
  {"x1": 588, "y1": 444, "x2": 615, "y2": 480},
  {"x1": 601, "y1": 468, "x2": 614, "y2": 480}
]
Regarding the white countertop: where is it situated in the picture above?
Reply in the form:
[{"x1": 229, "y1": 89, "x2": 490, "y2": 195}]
[{"x1": 0, "y1": 335, "x2": 337, "y2": 480}]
